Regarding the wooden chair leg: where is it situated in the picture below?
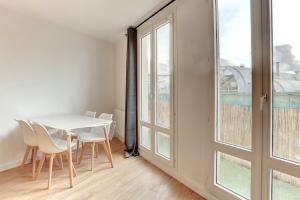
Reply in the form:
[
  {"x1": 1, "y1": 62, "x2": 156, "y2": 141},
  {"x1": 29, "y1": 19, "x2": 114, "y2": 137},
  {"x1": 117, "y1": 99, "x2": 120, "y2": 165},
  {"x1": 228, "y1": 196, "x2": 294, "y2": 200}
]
[
  {"x1": 32, "y1": 147, "x2": 37, "y2": 179},
  {"x1": 102, "y1": 143, "x2": 110, "y2": 162},
  {"x1": 54, "y1": 157, "x2": 60, "y2": 169},
  {"x1": 95, "y1": 144, "x2": 99, "y2": 158},
  {"x1": 105, "y1": 140, "x2": 113, "y2": 168},
  {"x1": 91, "y1": 143, "x2": 95, "y2": 171},
  {"x1": 31, "y1": 148, "x2": 34, "y2": 163},
  {"x1": 103, "y1": 128, "x2": 113, "y2": 167},
  {"x1": 72, "y1": 163, "x2": 77, "y2": 177},
  {"x1": 36, "y1": 153, "x2": 46, "y2": 180},
  {"x1": 22, "y1": 146, "x2": 31, "y2": 166},
  {"x1": 78, "y1": 142, "x2": 85, "y2": 164},
  {"x1": 59, "y1": 154, "x2": 64, "y2": 169},
  {"x1": 48, "y1": 154, "x2": 55, "y2": 189},
  {"x1": 76, "y1": 139, "x2": 80, "y2": 162},
  {"x1": 66, "y1": 152, "x2": 77, "y2": 177}
]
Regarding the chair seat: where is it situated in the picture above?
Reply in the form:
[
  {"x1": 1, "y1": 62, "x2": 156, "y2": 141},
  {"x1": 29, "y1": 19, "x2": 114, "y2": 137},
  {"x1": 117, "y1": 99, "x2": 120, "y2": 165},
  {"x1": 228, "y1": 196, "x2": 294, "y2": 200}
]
[
  {"x1": 77, "y1": 132, "x2": 106, "y2": 142},
  {"x1": 70, "y1": 128, "x2": 93, "y2": 137},
  {"x1": 53, "y1": 137, "x2": 77, "y2": 151}
]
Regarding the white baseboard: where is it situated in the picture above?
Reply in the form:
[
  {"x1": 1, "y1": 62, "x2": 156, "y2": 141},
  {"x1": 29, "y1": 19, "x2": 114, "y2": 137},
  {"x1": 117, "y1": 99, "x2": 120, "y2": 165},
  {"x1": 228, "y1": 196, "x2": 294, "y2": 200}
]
[
  {"x1": 115, "y1": 133, "x2": 124, "y2": 143},
  {"x1": 177, "y1": 174, "x2": 218, "y2": 200},
  {"x1": 0, "y1": 159, "x2": 22, "y2": 172},
  {"x1": 139, "y1": 151, "x2": 219, "y2": 200}
]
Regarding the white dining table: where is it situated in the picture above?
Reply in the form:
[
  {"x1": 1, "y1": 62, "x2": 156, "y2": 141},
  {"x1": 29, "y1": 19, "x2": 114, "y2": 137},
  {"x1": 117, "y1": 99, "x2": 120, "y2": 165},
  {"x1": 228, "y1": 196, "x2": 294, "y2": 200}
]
[
  {"x1": 30, "y1": 114, "x2": 113, "y2": 188},
  {"x1": 31, "y1": 114, "x2": 112, "y2": 131}
]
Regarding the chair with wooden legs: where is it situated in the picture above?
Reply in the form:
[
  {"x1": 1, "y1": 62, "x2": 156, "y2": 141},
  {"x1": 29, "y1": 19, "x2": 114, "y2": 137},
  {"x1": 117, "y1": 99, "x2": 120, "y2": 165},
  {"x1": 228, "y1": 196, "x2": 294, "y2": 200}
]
[
  {"x1": 93, "y1": 113, "x2": 114, "y2": 158},
  {"x1": 15, "y1": 119, "x2": 38, "y2": 179},
  {"x1": 77, "y1": 119, "x2": 114, "y2": 171},
  {"x1": 32, "y1": 123, "x2": 77, "y2": 189},
  {"x1": 72, "y1": 111, "x2": 97, "y2": 161}
]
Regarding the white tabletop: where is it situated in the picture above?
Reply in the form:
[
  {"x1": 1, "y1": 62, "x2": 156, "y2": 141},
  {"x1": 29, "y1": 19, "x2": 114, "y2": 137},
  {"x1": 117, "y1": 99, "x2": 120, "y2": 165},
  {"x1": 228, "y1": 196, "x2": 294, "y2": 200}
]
[{"x1": 30, "y1": 114, "x2": 112, "y2": 131}]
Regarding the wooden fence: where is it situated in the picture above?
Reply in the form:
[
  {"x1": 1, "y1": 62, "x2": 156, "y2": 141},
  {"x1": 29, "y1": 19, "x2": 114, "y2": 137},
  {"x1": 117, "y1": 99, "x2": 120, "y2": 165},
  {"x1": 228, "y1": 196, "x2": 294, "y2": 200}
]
[{"x1": 220, "y1": 103, "x2": 300, "y2": 186}]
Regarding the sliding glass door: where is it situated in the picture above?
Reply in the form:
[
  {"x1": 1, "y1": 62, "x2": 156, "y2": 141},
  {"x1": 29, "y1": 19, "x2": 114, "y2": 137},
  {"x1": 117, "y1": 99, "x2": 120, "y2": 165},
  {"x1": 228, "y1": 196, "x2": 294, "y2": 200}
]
[
  {"x1": 138, "y1": 14, "x2": 174, "y2": 166},
  {"x1": 213, "y1": 0, "x2": 300, "y2": 199}
]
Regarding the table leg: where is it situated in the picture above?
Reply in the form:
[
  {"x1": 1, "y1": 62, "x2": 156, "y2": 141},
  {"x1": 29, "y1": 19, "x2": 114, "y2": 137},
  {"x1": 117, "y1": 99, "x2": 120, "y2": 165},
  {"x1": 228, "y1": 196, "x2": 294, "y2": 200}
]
[
  {"x1": 67, "y1": 135, "x2": 74, "y2": 188},
  {"x1": 103, "y1": 127, "x2": 113, "y2": 167}
]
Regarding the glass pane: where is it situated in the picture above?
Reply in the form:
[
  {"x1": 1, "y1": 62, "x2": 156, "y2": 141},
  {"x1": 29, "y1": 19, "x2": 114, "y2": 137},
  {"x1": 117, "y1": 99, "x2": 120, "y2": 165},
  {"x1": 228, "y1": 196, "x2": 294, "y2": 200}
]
[
  {"x1": 156, "y1": 23, "x2": 171, "y2": 129},
  {"x1": 156, "y1": 132, "x2": 170, "y2": 159},
  {"x1": 141, "y1": 126, "x2": 151, "y2": 149},
  {"x1": 272, "y1": 0, "x2": 300, "y2": 164},
  {"x1": 216, "y1": 0, "x2": 252, "y2": 149},
  {"x1": 216, "y1": 152, "x2": 251, "y2": 199},
  {"x1": 272, "y1": 170, "x2": 300, "y2": 200},
  {"x1": 141, "y1": 34, "x2": 151, "y2": 122}
]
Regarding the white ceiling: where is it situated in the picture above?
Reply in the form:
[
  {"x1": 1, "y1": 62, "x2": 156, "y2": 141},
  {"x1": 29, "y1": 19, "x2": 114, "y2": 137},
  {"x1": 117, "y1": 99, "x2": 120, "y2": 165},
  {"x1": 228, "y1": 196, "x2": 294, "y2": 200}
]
[{"x1": 0, "y1": 0, "x2": 172, "y2": 43}]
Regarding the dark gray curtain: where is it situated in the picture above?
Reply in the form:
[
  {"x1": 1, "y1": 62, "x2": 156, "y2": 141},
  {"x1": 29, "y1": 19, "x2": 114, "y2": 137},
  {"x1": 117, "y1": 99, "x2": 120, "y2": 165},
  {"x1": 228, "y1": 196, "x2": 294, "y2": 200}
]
[{"x1": 124, "y1": 27, "x2": 139, "y2": 158}]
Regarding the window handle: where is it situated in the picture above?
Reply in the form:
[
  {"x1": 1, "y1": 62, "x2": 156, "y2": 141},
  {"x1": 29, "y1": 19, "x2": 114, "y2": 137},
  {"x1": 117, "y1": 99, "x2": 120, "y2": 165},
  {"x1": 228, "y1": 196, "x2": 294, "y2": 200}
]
[{"x1": 260, "y1": 93, "x2": 268, "y2": 111}]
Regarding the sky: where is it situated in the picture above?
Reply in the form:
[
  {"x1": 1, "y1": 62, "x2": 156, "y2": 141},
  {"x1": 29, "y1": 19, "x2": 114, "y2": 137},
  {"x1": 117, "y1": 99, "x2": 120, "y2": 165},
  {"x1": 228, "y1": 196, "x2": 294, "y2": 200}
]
[
  {"x1": 218, "y1": 0, "x2": 252, "y2": 68},
  {"x1": 142, "y1": 23, "x2": 170, "y2": 74},
  {"x1": 218, "y1": 0, "x2": 300, "y2": 68},
  {"x1": 273, "y1": 0, "x2": 300, "y2": 60},
  {"x1": 156, "y1": 23, "x2": 170, "y2": 74}
]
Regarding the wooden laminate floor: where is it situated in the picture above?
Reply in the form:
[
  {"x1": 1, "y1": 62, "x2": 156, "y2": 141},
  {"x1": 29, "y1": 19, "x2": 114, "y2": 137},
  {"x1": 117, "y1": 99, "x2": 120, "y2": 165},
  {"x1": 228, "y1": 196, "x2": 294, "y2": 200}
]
[{"x1": 0, "y1": 139, "x2": 205, "y2": 200}]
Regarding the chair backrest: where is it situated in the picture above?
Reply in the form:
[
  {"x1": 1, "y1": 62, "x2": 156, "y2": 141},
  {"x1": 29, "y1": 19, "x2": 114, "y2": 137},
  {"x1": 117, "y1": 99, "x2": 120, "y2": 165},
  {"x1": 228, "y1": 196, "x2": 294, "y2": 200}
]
[
  {"x1": 15, "y1": 119, "x2": 37, "y2": 146},
  {"x1": 31, "y1": 123, "x2": 63, "y2": 154},
  {"x1": 98, "y1": 113, "x2": 113, "y2": 137},
  {"x1": 109, "y1": 121, "x2": 117, "y2": 140},
  {"x1": 84, "y1": 111, "x2": 97, "y2": 118},
  {"x1": 98, "y1": 113, "x2": 113, "y2": 120}
]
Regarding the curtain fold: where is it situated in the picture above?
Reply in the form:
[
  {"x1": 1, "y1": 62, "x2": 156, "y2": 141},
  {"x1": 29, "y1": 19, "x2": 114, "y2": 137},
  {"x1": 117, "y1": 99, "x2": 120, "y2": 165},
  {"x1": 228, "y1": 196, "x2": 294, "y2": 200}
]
[{"x1": 124, "y1": 27, "x2": 139, "y2": 158}]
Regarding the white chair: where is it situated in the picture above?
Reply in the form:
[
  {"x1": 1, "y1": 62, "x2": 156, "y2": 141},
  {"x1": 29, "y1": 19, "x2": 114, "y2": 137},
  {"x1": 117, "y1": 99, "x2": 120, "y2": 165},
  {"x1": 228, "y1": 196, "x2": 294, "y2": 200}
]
[
  {"x1": 108, "y1": 121, "x2": 117, "y2": 140},
  {"x1": 77, "y1": 113, "x2": 114, "y2": 171},
  {"x1": 15, "y1": 119, "x2": 38, "y2": 178},
  {"x1": 99, "y1": 113, "x2": 113, "y2": 120},
  {"x1": 84, "y1": 111, "x2": 97, "y2": 118},
  {"x1": 73, "y1": 111, "x2": 97, "y2": 160},
  {"x1": 32, "y1": 123, "x2": 77, "y2": 189},
  {"x1": 99, "y1": 113, "x2": 116, "y2": 140}
]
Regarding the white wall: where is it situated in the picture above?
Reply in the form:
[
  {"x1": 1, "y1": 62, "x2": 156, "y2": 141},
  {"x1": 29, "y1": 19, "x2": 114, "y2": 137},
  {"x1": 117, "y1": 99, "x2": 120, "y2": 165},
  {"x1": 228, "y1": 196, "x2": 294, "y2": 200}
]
[
  {"x1": 114, "y1": 36, "x2": 127, "y2": 141},
  {"x1": 176, "y1": 0, "x2": 214, "y2": 198},
  {"x1": 0, "y1": 7, "x2": 115, "y2": 171},
  {"x1": 114, "y1": 0, "x2": 216, "y2": 199}
]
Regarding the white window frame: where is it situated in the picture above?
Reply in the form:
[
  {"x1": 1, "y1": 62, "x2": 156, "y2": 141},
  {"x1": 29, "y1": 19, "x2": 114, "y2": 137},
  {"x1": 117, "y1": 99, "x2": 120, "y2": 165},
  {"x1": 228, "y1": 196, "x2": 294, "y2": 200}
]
[
  {"x1": 211, "y1": 0, "x2": 300, "y2": 199},
  {"x1": 137, "y1": 8, "x2": 176, "y2": 169},
  {"x1": 209, "y1": 0, "x2": 263, "y2": 199},
  {"x1": 261, "y1": 0, "x2": 300, "y2": 200}
]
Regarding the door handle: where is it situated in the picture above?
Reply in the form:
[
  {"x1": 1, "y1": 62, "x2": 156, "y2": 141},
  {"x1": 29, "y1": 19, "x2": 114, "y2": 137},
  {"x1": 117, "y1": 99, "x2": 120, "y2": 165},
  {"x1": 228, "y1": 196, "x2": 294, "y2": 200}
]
[{"x1": 260, "y1": 93, "x2": 268, "y2": 111}]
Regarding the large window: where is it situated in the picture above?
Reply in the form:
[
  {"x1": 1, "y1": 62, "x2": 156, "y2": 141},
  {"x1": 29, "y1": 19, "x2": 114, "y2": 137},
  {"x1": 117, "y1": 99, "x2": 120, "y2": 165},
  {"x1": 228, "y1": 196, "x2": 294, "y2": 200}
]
[
  {"x1": 272, "y1": 0, "x2": 300, "y2": 165},
  {"x1": 214, "y1": 0, "x2": 300, "y2": 199},
  {"x1": 268, "y1": 0, "x2": 300, "y2": 199},
  {"x1": 214, "y1": 0, "x2": 254, "y2": 199},
  {"x1": 216, "y1": 0, "x2": 252, "y2": 150},
  {"x1": 138, "y1": 15, "x2": 174, "y2": 166},
  {"x1": 141, "y1": 34, "x2": 152, "y2": 123},
  {"x1": 156, "y1": 23, "x2": 171, "y2": 129}
]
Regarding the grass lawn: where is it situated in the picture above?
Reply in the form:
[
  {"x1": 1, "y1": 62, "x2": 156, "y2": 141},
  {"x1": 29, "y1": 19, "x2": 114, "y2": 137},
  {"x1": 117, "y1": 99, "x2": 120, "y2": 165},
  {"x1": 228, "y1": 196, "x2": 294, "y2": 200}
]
[{"x1": 218, "y1": 158, "x2": 300, "y2": 200}]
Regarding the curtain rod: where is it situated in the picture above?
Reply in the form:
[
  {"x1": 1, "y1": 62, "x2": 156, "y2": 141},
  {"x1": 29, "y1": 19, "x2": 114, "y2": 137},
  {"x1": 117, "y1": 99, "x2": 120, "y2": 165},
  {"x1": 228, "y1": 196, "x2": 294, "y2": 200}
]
[{"x1": 135, "y1": 0, "x2": 176, "y2": 29}]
